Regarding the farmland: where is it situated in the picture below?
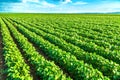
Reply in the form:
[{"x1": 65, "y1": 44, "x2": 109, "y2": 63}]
[{"x1": 0, "y1": 14, "x2": 120, "y2": 80}]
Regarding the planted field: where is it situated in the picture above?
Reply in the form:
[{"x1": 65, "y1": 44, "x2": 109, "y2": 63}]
[{"x1": 0, "y1": 14, "x2": 120, "y2": 80}]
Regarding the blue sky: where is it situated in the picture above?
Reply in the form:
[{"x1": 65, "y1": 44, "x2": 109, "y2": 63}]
[{"x1": 0, "y1": 0, "x2": 120, "y2": 13}]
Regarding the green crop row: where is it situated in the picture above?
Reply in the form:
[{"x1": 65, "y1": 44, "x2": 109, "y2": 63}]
[
  {"x1": 1, "y1": 14, "x2": 120, "y2": 80},
  {"x1": 0, "y1": 18, "x2": 33, "y2": 80},
  {"x1": 8, "y1": 18, "x2": 120, "y2": 80},
  {"x1": 19, "y1": 19, "x2": 120, "y2": 51},
  {"x1": 24, "y1": 19, "x2": 120, "y2": 50},
  {"x1": 3, "y1": 18, "x2": 72, "y2": 80},
  {"x1": 28, "y1": 22, "x2": 120, "y2": 64},
  {"x1": 9, "y1": 18, "x2": 110, "y2": 80},
  {"x1": 10, "y1": 18, "x2": 120, "y2": 64},
  {"x1": 10, "y1": 18, "x2": 120, "y2": 54},
  {"x1": 11, "y1": 17, "x2": 120, "y2": 47}
]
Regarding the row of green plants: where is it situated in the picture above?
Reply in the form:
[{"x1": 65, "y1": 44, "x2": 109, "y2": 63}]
[
  {"x1": 12, "y1": 19, "x2": 120, "y2": 65},
  {"x1": 54, "y1": 25, "x2": 120, "y2": 49},
  {"x1": 32, "y1": 23, "x2": 120, "y2": 64},
  {"x1": 9, "y1": 18, "x2": 113, "y2": 50},
  {"x1": 3, "y1": 18, "x2": 72, "y2": 80},
  {"x1": 49, "y1": 25, "x2": 117, "y2": 48},
  {"x1": 25, "y1": 20, "x2": 119, "y2": 51},
  {"x1": 29, "y1": 19, "x2": 120, "y2": 50},
  {"x1": 14, "y1": 16, "x2": 120, "y2": 46},
  {"x1": 8, "y1": 18, "x2": 110, "y2": 80},
  {"x1": 11, "y1": 18, "x2": 120, "y2": 53},
  {"x1": 10, "y1": 19, "x2": 120, "y2": 80},
  {"x1": 0, "y1": 18, "x2": 33, "y2": 80}
]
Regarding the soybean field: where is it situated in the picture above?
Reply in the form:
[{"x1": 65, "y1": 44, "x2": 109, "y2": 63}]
[{"x1": 0, "y1": 14, "x2": 120, "y2": 80}]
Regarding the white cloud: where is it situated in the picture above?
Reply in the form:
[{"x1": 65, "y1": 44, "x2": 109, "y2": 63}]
[
  {"x1": 73, "y1": 1, "x2": 88, "y2": 5},
  {"x1": 102, "y1": 2, "x2": 120, "y2": 9},
  {"x1": 89, "y1": 2, "x2": 120, "y2": 13},
  {"x1": 22, "y1": 0, "x2": 56, "y2": 8},
  {"x1": 41, "y1": 1, "x2": 56, "y2": 7},
  {"x1": 62, "y1": 0, "x2": 72, "y2": 4},
  {"x1": 22, "y1": 0, "x2": 39, "y2": 3}
]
